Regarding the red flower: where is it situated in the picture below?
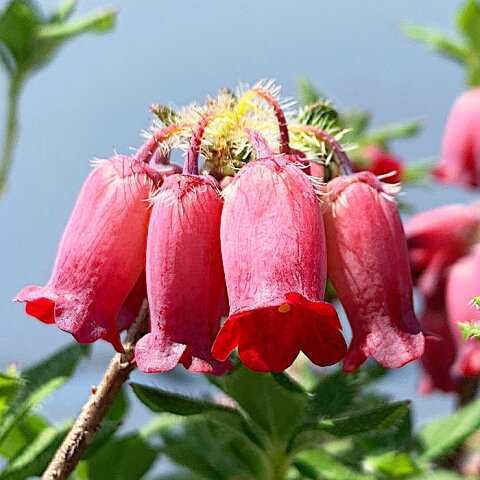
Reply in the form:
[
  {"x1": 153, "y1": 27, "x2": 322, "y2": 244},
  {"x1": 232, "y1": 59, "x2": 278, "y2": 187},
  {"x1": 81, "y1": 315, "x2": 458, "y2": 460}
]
[
  {"x1": 358, "y1": 145, "x2": 404, "y2": 184},
  {"x1": 434, "y1": 88, "x2": 480, "y2": 188},
  {"x1": 417, "y1": 297, "x2": 460, "y2": 395},
  {"x1": 134, "y1": 174, "x2": 232, "y2": 375},
  {"x1": 447, "y1": 248, "x2": 480, "y2": 377},
  {"x1": 211, "y1": 155, "x2": 346, "y2": 373},
  {"x1": 405, "y1": 204, "x2": 480, "y2": 300},
  {"x1": 322, "y1": 171, "x2": 425, "y2": 371},
  {"x1": 14, "y1": 156, "x2": 161, "y2": 351}
]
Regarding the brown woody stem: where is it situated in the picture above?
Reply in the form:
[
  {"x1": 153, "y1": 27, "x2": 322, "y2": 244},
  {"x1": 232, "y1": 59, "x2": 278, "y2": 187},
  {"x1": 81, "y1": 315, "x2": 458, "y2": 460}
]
[{"x1": 41, "y1": 303, "x2": 149, "y2": 480}]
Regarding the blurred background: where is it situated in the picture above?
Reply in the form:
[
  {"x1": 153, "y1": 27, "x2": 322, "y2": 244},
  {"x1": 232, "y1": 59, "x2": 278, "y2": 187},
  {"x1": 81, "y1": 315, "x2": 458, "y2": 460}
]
[{"x1": 1, "y1": 0, "x2": 476, "y2": 432}]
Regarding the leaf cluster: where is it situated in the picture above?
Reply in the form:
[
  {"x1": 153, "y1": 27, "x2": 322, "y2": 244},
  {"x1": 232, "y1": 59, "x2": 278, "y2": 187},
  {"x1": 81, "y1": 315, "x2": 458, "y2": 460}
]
[{"x1": 402, "y1": 0, "x2": 480, "y2": 87}]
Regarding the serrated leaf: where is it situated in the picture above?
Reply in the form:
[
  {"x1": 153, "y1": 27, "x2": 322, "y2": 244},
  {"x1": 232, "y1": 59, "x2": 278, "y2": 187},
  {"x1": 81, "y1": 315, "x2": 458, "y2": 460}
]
[
  {"x1": 401, "y1": 23, "x2": 468, "y2": 63},
  {"x1": 417, "y1": 395, "x2": 480, "y2": 462},
  {"x1": 223, "y1": 366, "x2": 307, "y2": 439},
  {"x1": 296, "y1": 77, "x2": 323, "y2": 106},
  {"x1": 131, "y1": 383, "x2": 237, "y2": 416},
  {"x1": 0, "y1": 422, "x2": 71, "y2": 480},
  {"x1": 296, "y1": 449, "x2": 377, "y2": 480},
  {"x1": 457, "y1": 0, "x2": 480, "y2": 53},
  {"x1": 82, "y1": 434, "x2": 157, "y2": 480},
  {"x1": 308, "y1": 371, "x2": 361, "y2": 419},
  {"x1": 0, "y1": 343, "x2": 89, "y2": 447},
  {"x1": 162, "y1": 419, "x2": 267, "y2": 480},
  {"x1": 271, "y1": 372, "x2": 306, "y2": 395}
]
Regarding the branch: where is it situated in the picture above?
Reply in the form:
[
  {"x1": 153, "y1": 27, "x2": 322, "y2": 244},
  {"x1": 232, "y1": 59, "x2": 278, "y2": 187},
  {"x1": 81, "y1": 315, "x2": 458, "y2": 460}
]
[{"x1": 41, "y1": 302, "x2": 149, "y2": 480}]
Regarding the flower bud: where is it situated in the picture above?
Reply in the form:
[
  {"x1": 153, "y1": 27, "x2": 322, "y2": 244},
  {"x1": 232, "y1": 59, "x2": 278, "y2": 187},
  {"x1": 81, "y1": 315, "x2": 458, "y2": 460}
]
[
  {"x1": 212, "y1": 155, "x2": 346, "y2": 373},
  {"x1": 14, "y1": 156, "x2": 160, "y2": 351},
  {"x1": 447, "y1": 247, "x2": 480, "y2": 377},
  {"x1": 405, "y1": 204, "x2": 480, "y2": 300},
  {"x1": 435, "y1": 88, "x2": 480, "y2": 188},
  {"x1": 323, "y1": 171, "x2": 425, "y2": 371}
]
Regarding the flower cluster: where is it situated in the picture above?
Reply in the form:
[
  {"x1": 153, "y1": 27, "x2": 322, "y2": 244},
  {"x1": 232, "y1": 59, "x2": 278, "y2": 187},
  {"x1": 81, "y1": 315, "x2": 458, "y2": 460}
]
[{"x1": 15, "y1": 82, "x2": 426, "y2": 374}]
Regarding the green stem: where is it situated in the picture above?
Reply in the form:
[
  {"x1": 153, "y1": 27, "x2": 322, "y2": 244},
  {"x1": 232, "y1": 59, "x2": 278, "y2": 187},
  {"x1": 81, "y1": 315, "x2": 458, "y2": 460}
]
[
  {"x1": 268, "y1": 444, "x2": 290, "y2": 480},
  {"x1": 0, "y1": 76, "x2": 23, "y2": 196}
]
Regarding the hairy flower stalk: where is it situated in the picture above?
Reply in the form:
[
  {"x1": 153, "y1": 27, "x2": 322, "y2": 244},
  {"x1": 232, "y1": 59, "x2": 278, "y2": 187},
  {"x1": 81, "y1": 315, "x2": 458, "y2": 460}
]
[{"x1": 135, "y1": 112, "x2": 232, "y2": 374}]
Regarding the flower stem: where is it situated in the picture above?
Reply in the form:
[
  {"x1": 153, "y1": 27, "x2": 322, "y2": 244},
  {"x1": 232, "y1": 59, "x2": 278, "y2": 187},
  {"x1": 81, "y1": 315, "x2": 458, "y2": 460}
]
[
  {"x1": 0, "y1": 76, "x2": 23, "y2": 197},
  {"x1": 41, "y1": 303, "x2": 149, "y2": 480}
]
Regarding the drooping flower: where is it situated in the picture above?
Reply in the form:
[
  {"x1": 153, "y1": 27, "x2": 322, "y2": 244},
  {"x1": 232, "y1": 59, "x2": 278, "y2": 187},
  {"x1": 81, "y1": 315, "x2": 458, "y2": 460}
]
[
  {"x1": 434, "y1": 88, "x2": 480, "y2": 188},
  {"x1": 135, "y1": 114, "x2": 232, "y2": 375},
  {"x1": 116, "y1": 272, "x2": 147, "y2": 332},
  {"x1": 417, "y1": 297, "x2": 460, "y2": 395},
  {"x1": 211, "y1": 154, "x2": 346, "y2": 373},
  {"x1": 405, "y1": 204, "x2": 480, "y2": 300},
  {"x1": 357, "y1": 145, "x2": 404, "y2": 184},
  {"x1": 14, "y1": 155, "x2": 161, "y2": 351},
  {"x1": 447, "y1": 247, "x2": 480, "y2": 377},
  {"x1": 322, "y1": 171, "x2": 425, "y2": 372}
]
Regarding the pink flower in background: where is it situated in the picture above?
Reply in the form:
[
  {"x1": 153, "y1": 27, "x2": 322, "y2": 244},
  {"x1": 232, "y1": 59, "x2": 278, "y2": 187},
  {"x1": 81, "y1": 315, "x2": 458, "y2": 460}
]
[
  {"x1": 14, "y1": 156, "x2": 161, "y2": 352},
  {"x1": 358, "y1": 145, "x2": 404, "y2": 184},
  {"x1": 447, "y1": 248, "x2": 480, "y2": 377},
  {"x1": 322, "y1": 171, "x2": 425, "y2": 372},
  {"x1": 417, "y1": 297, "x2": 460, "y2": 395},
  {"x1": 212, "y1": 155, "x2": 346, "y2": 373},
  {"x1": 434, "y1": 88, "x2": 480, "y2": 188},
  {"x1": 405, "y1": 204, "x2": 480, "y2": 300},
  {"x1": 134, "y1": 175, "x2": 232, "y2": 376}
]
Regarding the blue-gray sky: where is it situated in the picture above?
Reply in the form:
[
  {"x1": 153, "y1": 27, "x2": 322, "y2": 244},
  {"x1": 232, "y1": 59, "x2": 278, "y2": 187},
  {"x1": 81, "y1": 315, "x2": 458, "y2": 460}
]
[{"x1": 1, "y1": 0, "x2": 477, "y2": 424}]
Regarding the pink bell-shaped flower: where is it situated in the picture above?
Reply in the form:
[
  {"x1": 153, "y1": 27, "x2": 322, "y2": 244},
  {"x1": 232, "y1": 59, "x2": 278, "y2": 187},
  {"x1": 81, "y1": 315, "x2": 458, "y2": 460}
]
[
  {"x1": 417, "y1": 297, "x2": 460, "y2": 395},
  {"x1": 447, "y1": 247, "x2": 480, "y2": 377},
  {"x1": 135, "y1": 115, "x2": 232, "y2": 375},
  {"x1": 212, "y1": 153, "x2": 346, "y2": 373},
  {"x1": 435, "y1": 88, "x2": 480, "y2": 188},
  {"x1": 14, "y1": 155, "x2": 161, "y2": 351},
  {"x1": 405, "y1": 204, "x2": 480, "y2": 300},
  {"x1": 323, "y1": 171, "x2": 425, "y2": 372}
]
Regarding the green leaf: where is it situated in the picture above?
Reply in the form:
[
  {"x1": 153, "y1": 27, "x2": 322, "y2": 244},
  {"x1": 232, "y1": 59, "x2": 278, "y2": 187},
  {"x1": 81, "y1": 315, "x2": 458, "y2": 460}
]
[
  {"x1": 340, "y1": 109, "x2": 371, "y2": 142},
  {"x1": 417, "y1": 395, "x2": 480, "y2": 462},
  {"x1": 150, "y1": 104, "x2": 179, "y2": 126},
  {"x1": 0, "y1": 422, "x2": 71, "y2": 480},
  {"x1": 131, "y1": 383, "x2": 238, "y2": 416},
  {"x1": 82, "y1": 434, "x2": 157, "y2": 480},
  {"x1": 0, "y1": 0, "x2": 41, "y2": 72},
  {"x1": 363, "y1": 451, "x2": 420, "y2": 477},
  {"x1": 404, "y1": 160, "x2": 435, "y2": 183},
  {"x1": 296, "y1": 77, "x2": 323, "y2": 106},
  {"x1": 223, "y1": 366, "x2": 307, "y2": 439},
  {"x1": 296, "y1": 449, "x2": 377, "y2": 480},
  {"x1": 401, "y1": 23, "x2": 468, "y2": 63},
  {"x1": 49, "y1": 0, "x2": 77, "y2": 23},
  {"x1": 459, "y1": 321, "x2": 480, "y2": 341},
  {"x1": 409, "y1": 471, "x2": 466, "y2": 480},
  {"x1": 38, "y1": 8, "x2": 116, "y2": 40},
  {"x1": 0, "y1": 370, "x2": 22, "y2": 411},
  {"x1": 360, "y1": 119, "x2": 424, "y2": 147},
  {"x1": 271, "y1": 372, "x2": 307, "y2": 395},
  {"x1": 457, "y1": 0, "x2": 480, "y2": 53},
  {"x1": 0, "y1": 414, "x2": 49, "y2": 459},
  {"x1": 0, "y1": 343, "x2": 89, "y2": 447},
  {"x1": 308, "y1": 371, "x2": 361, "y2": 419}
]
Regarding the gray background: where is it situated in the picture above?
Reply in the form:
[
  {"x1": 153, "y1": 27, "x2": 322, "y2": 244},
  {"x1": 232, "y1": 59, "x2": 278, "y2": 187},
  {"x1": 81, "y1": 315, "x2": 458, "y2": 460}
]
[{"x1": 1, "y1": 0, "x2": 478, "y2": 429}]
